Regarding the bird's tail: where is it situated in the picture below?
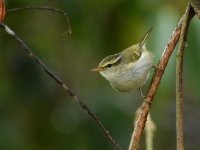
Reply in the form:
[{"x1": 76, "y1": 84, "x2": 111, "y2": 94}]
[{"x1": 139, "y1": 27, "x2": 153, "y2": 49}]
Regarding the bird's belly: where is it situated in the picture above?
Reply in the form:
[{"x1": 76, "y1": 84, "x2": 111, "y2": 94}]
[
  {"x1": 101, "y1": 51, "x2": 153, "y2": 92},
  {"x1": 110, "y1": 70, "x2": 148, "y2": 92},
  {"x1": 110, "y1": 52, "x2": 153, "y2": 92}
]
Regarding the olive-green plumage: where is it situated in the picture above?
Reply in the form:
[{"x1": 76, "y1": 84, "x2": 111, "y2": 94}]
[{"x1": 92, "y1": 28, "x2": 153, "y2": 92}]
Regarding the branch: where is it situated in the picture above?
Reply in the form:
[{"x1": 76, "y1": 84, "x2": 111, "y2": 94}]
[
  {"x1": 190, "y1": 0, "x2": 200, "y2": 19},
  {"x1": 7, "y1": 6, "x2": 72, "y2": 35},
  {"x1": 0, "y1": 22, "x2": 121, "y2": 150},
  {"x1": 129, "y1": 5, "x2": 195, "y2": 150},
  {"x1": 129, "y1": 17, "x2": 182, "y2": 150},
  {"x1": 176, "y1": 4, "x2": 194, "y2": 150}
]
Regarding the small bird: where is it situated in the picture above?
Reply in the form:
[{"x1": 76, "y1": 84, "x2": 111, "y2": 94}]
[{"x1": 91, "y1": 28, "x2": 153, "y2": 93}]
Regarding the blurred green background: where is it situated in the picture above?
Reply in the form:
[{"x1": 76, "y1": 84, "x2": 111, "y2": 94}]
[{"x1": 1, "y1": 0, "x2": 200, "y2": 150}]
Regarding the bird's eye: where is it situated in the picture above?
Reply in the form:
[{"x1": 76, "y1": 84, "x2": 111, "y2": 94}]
[{"x1": 107, "y1": 64, "x2": 112, "y2": 68}]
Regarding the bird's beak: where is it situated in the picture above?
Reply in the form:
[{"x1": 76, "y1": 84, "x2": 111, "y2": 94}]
[{"x1": 91, "y1": 67, "x2": 103, "y2": 72}]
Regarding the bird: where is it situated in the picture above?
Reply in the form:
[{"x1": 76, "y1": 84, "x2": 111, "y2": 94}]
[{"x1": 91, "y1": 28, "x2": 153, "y2": 94}]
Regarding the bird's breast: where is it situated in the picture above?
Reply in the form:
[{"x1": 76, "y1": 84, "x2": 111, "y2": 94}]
[{"x1": 102, "y1": 51, "x2": 153, "y2": 92}]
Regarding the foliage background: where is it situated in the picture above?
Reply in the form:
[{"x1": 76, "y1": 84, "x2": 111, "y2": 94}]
[{"x1": 0, "y1": 0, "x2": 200, "y2": 149}]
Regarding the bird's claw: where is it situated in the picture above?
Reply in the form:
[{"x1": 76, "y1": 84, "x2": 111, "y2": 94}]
[
  {"x1": 143, "y1": 97, "x2": 152, "y2": 104},
  {"x1": 152, "y1": 65, "x2": 164, "y2": 73}
]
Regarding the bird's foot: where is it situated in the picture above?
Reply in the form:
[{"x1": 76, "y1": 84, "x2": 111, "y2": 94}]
[
  {"x1": 143, "y1": 96, "x2": 152, "y2": 104},
  {"x1": 152, "y1": 65, "x2": 164, "y2": 73},
  {"x1": 139, "y1": 87, "x2": 152, "y2": 104}
]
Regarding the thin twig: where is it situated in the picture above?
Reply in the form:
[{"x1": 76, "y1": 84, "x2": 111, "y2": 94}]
[
  {"x1": 7, "y1": 6, "x2": 72, "y2": 34},
  {"x1": 176, "y1": 4, "x2": 193, "y2": 150},
  {"x1": 129, "y1": 5, "x2": 195, "y2": 150},
  {"x1": 0, "y1": 22, "x2": 121, "y2": 150}
]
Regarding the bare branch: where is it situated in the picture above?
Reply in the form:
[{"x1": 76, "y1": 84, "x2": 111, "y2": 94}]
[
  {"x1": 129, "y1": 5, "x2": 195, "y2": 150},
  {"x1": 176, "y1": 4, "x2": 194, "y2": 150},
  {"x1": 7, "y1": 6, "x2": 72, "y2": 35},
  {"x1": 190, "y1": 0, "x2": 200, "y2": 19},
  {"x1": 129, "y1": 18, "x2": 182, "y2": 150},
  {"x1": 0, "y1": 22, "x2": 121, "y2": 150}
]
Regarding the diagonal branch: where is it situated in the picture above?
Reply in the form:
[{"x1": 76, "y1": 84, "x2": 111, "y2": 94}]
[
  {"x1": 0, "y1": 22, "x2": 121, "y2": 150},
  {"x1": 129, "y1": 4, "x2": 195, "y2": 150},
  {"x1": 176, "y1": 4, "x2": 194, "y2": 150},
  {"x1": 129, "y1": 17, "x2": 183, "y2": 150}
]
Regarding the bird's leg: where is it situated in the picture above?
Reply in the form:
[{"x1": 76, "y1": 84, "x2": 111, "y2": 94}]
[
  {"x1": 139, "y1": 87, "x2": 152, "y2": 104},
  {"x1": 139, "y1": 86, "x2": 145, "y2": 98},
  {"x1": 152, "y1": 65, "x2": 164, "y2": 73}
]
